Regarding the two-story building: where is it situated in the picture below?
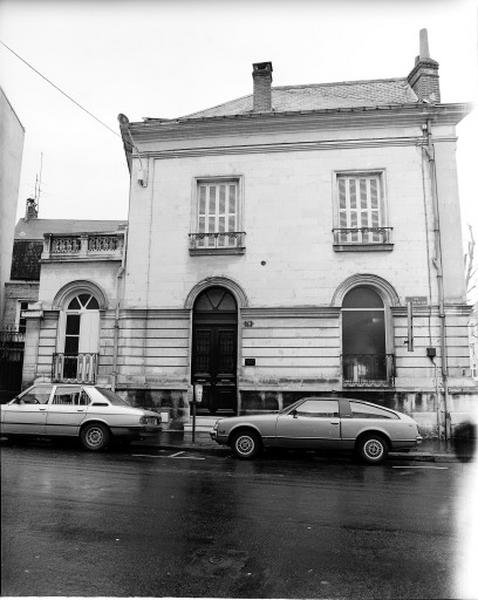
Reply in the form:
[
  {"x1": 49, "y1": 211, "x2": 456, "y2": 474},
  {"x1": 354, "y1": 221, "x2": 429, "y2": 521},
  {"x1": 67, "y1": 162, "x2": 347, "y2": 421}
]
[{"x1": 21, "y1": 30, "x2": 477, "y2": 435}]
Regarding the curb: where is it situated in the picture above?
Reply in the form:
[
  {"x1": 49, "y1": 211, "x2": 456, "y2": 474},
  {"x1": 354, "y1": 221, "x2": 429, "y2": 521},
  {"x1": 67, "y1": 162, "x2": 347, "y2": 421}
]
[{"x1": 132, "y1": 441, "x2": 462, "y2": 463}]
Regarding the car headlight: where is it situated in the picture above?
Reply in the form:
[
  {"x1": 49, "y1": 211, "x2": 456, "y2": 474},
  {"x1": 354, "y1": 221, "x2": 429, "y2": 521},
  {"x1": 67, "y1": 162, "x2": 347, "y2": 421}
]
[{"x1": 140, "y1": 416, "x2": 159, "y2": 425}]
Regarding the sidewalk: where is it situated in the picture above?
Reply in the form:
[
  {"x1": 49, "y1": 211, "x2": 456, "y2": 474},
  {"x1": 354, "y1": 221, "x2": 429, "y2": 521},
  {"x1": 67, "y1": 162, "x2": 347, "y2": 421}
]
[{"x1": 132, "y1": 417, "x2": 469, "y2": 463}]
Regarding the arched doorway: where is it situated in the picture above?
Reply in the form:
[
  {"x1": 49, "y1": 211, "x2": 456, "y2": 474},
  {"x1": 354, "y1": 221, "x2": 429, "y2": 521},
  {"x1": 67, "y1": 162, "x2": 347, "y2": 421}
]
[
  {"x1": 342, "y1": 286, "x2": 388, "y2": 385},
  {"x1": 192, "y1": 286, "x2": 238, "y2": 414}
]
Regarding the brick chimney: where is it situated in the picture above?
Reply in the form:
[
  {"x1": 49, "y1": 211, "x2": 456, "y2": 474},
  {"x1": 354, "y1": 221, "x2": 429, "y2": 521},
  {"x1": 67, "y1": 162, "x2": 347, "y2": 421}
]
[
  {"x1": 25, "y1": 197, "x2": 38, "y2": 220},
  {"x1": 252, "y1": 62, "x2": 273, "y2": 112},
  {"x1": 407, "y1": 29, "x2": 440, "y2": 103}
]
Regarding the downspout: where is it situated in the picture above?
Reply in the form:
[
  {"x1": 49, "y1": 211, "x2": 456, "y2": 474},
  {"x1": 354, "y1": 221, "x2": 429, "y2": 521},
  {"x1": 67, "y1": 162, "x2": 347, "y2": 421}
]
[
  {"x1": 423, "y1": 119, "x2": 449, "y2": 440},
  {"x1": 111, "y1": 226, "x2": 127, "y2": 392}
]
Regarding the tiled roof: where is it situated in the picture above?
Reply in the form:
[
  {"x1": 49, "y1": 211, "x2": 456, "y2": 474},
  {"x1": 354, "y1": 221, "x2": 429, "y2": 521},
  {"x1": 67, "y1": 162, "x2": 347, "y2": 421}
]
[
  {"x1": 14, "y1": 218, "x2": 127, "y2": 240},
  {"x1": 182, "y1": 78, "x2": 419, "y2": 119}
]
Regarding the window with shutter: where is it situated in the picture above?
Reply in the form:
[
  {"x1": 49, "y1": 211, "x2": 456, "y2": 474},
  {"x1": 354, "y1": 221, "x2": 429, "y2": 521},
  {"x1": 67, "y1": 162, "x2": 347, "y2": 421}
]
[
  {"x1": 190, "y1": 177, "x2": 245, "y2": 255},
  {"x1": 334, "y1": 172, "x2": 393, "y2": 251}
]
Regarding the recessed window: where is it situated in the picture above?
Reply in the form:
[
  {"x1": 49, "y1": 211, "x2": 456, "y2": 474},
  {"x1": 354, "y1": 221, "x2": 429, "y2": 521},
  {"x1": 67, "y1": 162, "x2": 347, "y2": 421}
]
[
  {"x1": 17, "y1": 301, "x2": 29, "y2": 334},
  {"x1": 190, "y1": 178, "x2": 245, "y2": 255},
  {"x1": 333, "y1": 172, "x2": 393, "y2": 251}
]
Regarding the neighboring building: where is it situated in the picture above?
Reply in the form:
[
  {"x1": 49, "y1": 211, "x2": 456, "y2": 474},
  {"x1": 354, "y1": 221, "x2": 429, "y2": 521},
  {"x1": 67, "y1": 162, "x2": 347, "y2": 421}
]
[
  {"x1": 0, "y1": 88, "x2": 25, "y2": 402},
  {"x1": 0, "y1": 88, "x2": 24, "y2": 323},
  {"x1": 21, "y1": 30, "x2": 478, "y2": 434},
  {"x1": 1, "y1": 199, "x2": 126, "y2": 400}
]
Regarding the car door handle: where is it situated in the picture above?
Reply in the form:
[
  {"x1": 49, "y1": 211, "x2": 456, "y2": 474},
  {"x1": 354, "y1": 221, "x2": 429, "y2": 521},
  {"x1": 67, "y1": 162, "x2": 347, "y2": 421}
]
[
  {"x1": 76, "y1": 409, "x2": 85, "y2": 412},
  {"x1": 39, "y1": 407, "x2": 47, "y2": 411},
  {"x1": 330, "y1": 421, "x2": 340, "y2": 425}
]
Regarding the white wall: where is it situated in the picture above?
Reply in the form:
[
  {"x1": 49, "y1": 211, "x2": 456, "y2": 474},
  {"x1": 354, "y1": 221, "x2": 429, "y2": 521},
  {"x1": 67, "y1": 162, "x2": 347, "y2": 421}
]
[{"x1": 0, "y1": 89, "x2": 24, "y2": 323}]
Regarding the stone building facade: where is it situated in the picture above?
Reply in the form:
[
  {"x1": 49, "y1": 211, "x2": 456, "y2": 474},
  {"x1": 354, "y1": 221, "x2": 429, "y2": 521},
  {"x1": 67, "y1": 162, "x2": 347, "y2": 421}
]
[{"x1": 21, "y1": 31, "x2": 477, "y2": 434}]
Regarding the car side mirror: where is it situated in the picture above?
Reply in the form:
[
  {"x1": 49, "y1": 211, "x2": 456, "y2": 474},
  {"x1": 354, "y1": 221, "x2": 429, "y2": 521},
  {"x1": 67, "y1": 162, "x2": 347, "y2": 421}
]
[{"x1": 291, "y1": 409, "x2": 298, "y2": 418}]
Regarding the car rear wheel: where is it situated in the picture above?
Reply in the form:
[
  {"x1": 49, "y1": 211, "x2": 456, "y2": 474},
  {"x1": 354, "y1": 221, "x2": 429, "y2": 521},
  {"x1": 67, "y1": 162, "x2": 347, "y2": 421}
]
[
  {"x1": 231, "y1": 430, "x2": 262, "y2": 460},
  {"x1": 357, "y1": 434, "x2": 388, "y2": 465},
  {"x1": 80, "y1": 423, "x2": 110, "y2": 451}
]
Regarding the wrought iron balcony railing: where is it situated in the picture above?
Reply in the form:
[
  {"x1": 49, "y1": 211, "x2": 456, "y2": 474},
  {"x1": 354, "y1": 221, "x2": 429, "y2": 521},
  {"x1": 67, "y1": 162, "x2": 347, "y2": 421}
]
[
  {"x1": 42, "y1": 232, "x2": 125, "y2": 261},
  {"x1": 342, "y1": 353, "x2": 395, "y2": 387},
  {"x1": 52, "y1": 353, "x2": 98, "y2": 384},
  {"x1": 333, "y1": 227, "x2": 393, "y2": 248},
  {"x1": 189, "y1": 232, "x2": 246, "y2": 254}
]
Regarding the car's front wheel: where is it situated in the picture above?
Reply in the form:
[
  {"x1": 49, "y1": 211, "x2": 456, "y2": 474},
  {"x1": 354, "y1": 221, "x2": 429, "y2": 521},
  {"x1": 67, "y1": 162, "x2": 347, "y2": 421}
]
[
  {"x1": 357, "y1": 433, "x2": 388, "y2": 464},
  {"x1": 80, "y1": 423, "x2": 110, "y2": 451},
  {"x1": 231, "y1": 430, "x2": 262, "y2": 460}
]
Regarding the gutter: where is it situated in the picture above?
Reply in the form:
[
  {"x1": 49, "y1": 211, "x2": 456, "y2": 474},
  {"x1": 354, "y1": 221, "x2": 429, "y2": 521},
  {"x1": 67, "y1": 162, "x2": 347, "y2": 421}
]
[
  {"x1": 423, "y1": 119, "x2": 450, "y2": 441},
  {"x1": 111, "y1": 226, "x2": 128, "y2": 392}
]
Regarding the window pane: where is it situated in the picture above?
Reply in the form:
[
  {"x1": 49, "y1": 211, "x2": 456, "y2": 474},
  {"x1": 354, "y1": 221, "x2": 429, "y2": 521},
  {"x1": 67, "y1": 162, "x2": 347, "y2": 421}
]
[
  {"x1": 219, "y1": 185, "x2": 226, "y2": 213},
  {"x1": 350, "y1": 401, "x2": 397, "y2": 420},
  {"x1": 78, "y1": 293, "x2": 91, "y2": 307},
  {"x1": 209, "y1": 186, "x2": 216, "y2": 213},
  {"x1": 359, "y1": 179, "x2": 368, "y2": 210},
  {"x1": 53, "y1": 386, "x2": 82, "y2": 405},
  {"x1": 349, "y1": 179, "x2": 356, "y2": 209},
  {"x1": 228, "y1": 215, "x2": 235, "y2": 232},
  {"x1": 68, "y1": 297, "x2": 81, "y2": 310},
  {"x1": 343, "y1": 286, "x2": 383, "y2": 308},
  {"x1": 338, "y1": 178, "x2": 346, "y2": 209},
  {"x1": 86, "y1": 297, "x2": 99, "y2": 310},
  {"x1": 66, "y1": 314, "x2": 80, "y2": 334},
  {"x1": 65, "y1": 336, "x2": 79, "y2": 354},
  {"x1": 295, "y1": 400, "x2": 339, "y2": 417},
  {"x1": 229, "y1": 185, "x2": 236, "y2": 213},
  {"x1": 19, "y1": 387, "x2": 51, "y2": 404},
  {"x1": 199, "y1": 186, "x2": 206, "y2": 214}
]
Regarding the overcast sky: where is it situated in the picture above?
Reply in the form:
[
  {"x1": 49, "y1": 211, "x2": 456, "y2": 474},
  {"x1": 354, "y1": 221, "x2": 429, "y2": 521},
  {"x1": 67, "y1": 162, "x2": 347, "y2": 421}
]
[{"x1": 1, "y1": 0, "x2": 477, "y2": 239}]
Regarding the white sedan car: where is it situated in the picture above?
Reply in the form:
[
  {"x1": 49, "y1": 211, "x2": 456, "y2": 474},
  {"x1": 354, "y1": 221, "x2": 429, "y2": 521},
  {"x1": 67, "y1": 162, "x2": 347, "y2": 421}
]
[{"x1": 0, "y1": 383, "x2": 161, "y2": 451}]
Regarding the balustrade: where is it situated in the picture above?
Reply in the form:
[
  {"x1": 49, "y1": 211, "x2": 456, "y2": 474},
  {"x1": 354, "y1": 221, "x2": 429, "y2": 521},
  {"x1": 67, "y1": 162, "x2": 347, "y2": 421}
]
[{"x1": 52, "y1": 353, "x2": 98, "y2": 384}]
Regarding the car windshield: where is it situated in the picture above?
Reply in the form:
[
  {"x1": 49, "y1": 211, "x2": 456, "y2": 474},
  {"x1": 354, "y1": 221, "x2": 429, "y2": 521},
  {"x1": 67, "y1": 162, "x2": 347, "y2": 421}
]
[{"x1": 96, "y1": 388, "x2": 132, "y2": 407}]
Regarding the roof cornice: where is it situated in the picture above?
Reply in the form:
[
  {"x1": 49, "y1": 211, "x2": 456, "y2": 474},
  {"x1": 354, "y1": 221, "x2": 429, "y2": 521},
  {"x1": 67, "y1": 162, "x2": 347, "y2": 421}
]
[{"x1": 128, "y1": 103, "x2": 471, "y2": 144}]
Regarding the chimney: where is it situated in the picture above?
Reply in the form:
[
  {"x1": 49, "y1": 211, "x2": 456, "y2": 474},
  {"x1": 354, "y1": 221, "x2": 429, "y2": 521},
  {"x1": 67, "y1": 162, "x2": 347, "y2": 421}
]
[
  {"x1": 252, "y1": 62, "x2": 273, "y2": 112},
  {"x1": 25, "y1": 197, "x2": 38, "y2": 220},
  {"x1": 407, "y1": 29, "x2": 440, "y2": 103}
]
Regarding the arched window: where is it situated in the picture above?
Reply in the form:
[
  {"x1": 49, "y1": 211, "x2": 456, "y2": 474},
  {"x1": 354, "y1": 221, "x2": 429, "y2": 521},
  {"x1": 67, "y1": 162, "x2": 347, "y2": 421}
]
[
  {"x1": 55, "y1": 293, "x2": 100, "y2": 382},
  {"x1": 342, "y1": 286, "x2": 390, "y2": 385}
]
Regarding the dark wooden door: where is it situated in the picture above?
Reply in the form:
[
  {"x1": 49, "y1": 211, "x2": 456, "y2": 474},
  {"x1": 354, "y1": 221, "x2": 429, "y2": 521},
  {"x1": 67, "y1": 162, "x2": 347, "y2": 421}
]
[{"x1": 192, "y1": 287, "x2": 237, "y2": 414}]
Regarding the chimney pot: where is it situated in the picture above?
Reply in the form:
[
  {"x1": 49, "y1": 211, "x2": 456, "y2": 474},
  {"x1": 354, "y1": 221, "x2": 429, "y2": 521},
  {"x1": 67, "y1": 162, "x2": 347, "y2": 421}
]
[
  {"x1": 252, "y1": 61, "x2": 273, "y2": 112},
  {"x1": 25, "y1": 197, "x2": 38, "y2": 221}
]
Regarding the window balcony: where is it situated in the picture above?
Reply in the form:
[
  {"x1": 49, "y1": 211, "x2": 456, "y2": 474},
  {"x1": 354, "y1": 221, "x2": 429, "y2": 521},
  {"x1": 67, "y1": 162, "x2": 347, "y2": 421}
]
[
  {"x1": 42, "y1": 232, "x2": 125, "y2": 262},
  {"x1": 189, "y1": 232, "x2": 246, "y2": 256},
  {"x1": 333, "y1": 227, "x2": 393, "y2": 252},
  {"x1": 342, "y1": 353, "x2": 395, "y2": 388},
  {"x1": 52, "y1": 353, "x2": 98, "y2": 384}
]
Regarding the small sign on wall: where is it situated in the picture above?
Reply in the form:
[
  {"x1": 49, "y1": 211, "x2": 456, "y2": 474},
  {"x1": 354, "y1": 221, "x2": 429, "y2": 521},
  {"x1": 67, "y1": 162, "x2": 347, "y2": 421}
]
[
  {"x1": 194, "y1": 383, "x2": 203, "y2": 403},
  {"x1": 405, "y1": 296, "x2": 428, "y2": 306},
  {"x1": 244, "y1": 358, "x2": 256, "y2": 366}
]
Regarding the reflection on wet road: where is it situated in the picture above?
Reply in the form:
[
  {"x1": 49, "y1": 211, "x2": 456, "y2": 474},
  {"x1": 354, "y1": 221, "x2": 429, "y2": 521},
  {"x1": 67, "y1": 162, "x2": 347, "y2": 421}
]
[{"x1": 1, "y1": 441, "x2": 476, "y2": 598}]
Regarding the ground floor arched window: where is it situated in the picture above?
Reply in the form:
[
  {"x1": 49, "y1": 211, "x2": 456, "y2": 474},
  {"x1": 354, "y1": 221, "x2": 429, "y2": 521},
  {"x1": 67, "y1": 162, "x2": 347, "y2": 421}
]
[{"x1": 341, "y1": 286, "x2": 391, "y2": 385}]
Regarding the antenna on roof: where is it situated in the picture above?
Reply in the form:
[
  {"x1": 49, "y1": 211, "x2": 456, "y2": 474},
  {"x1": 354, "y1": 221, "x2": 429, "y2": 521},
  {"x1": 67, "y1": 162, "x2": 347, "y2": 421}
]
[{"x1": 34, "y1": 152, "x2": 43, "y2": 214}]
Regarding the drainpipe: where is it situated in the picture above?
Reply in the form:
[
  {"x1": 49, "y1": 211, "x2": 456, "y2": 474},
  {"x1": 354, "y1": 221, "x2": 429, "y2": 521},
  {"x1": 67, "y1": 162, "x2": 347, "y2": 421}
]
[
  {"x1": 111, "y1": 226, "x2": 127, "y2": 392},
  {"x1": 423, "y1": 119, "x2": 450, "y2": 441}
]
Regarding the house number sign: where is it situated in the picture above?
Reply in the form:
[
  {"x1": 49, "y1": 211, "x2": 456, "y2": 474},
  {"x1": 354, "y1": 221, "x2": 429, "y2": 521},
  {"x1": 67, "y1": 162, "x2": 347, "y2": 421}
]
[{"x1": 243, "y1": 320, "x2": 254, "y2": 328}]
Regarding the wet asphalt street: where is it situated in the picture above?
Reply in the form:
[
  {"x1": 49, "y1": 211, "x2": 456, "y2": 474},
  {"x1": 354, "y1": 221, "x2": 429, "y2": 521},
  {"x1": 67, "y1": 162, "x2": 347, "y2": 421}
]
[{"x1": 1, "y1": 440, "x2": 477, "y2": 599}]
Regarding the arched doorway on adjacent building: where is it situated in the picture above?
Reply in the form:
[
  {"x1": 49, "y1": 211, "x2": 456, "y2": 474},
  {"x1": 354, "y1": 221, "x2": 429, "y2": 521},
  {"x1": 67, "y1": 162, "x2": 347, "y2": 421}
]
[
  {"x1": 191, "y1": 286, "x2": 238, "y2": 414},
  {"x1": 54, "y1": 292, "x2": 100, "y2": 383},
  {"x1": 341, "y1": 285, "x2": 393, "y2": 386}
]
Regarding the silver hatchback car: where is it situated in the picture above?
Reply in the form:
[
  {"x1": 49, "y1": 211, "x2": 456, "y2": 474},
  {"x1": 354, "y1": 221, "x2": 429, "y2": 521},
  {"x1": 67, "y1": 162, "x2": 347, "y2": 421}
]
[
  {"x1": 0, "y1": 383, "x2": 161, "y2": 451},
  {"x1": 211, "y1": 396, "x2": 422, "y2": 464}
]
